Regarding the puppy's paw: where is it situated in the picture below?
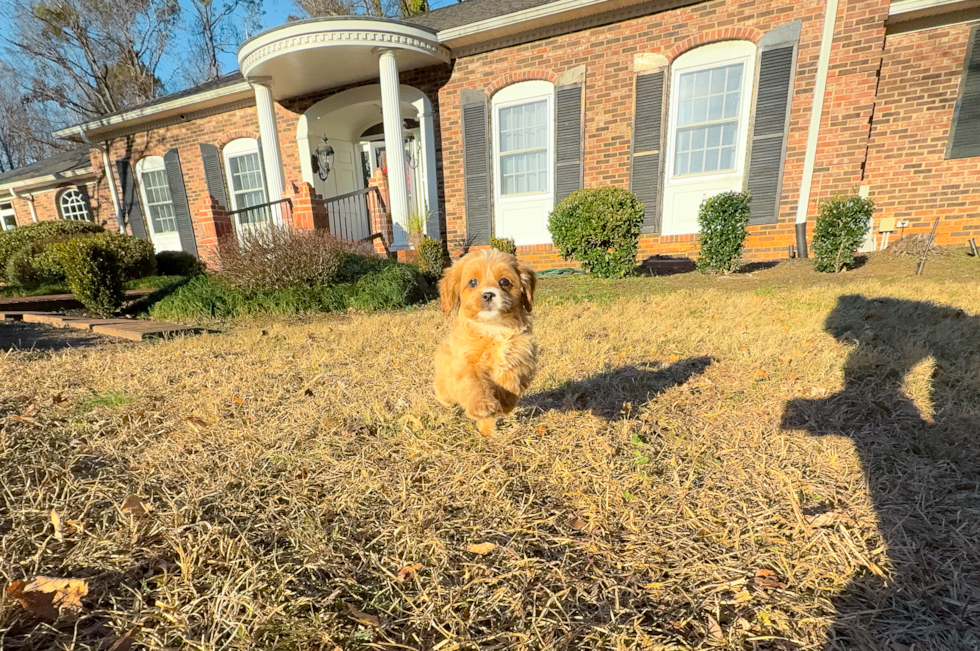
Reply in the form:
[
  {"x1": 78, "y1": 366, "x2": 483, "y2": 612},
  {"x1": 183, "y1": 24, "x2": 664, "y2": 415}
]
[
  {"x1": 466, "y1": 396, "x2": 500, "y2": 420},
  {"x1": 476, "y1": 418, "x2": 496, "y2": 436}
]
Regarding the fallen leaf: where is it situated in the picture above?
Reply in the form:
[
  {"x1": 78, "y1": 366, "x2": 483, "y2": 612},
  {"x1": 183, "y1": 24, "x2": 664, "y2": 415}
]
[
  {"x1": 233, "y1": 397, "x2": 245, "y2": 404},
  {"x1": 341, "y1": 424, "x2": 375, "y2": 437},
  {"x1": 787, "y1": 374, "x2": 799, "y2": 383},
  {"x1": 706, "y1": 614, "x2": 724, "y2": 642},
  {"x1": 467, "y1": 542, "x2": 497, "y2": 555},
  {"x1": 52, "y1": 393, "x2": 69, "y2": 405},
  {"x1": 569, "y1": 517, "x2": 587, "y2": 531},
  {"x1": 669, "y1": 353, "x2": 680, "y2": 362},
  {"x1": 735, "y1": 617, "x2": 752, "y2": 631},
  {"x1": 50, "y1": 510, "x2": 63, "y2": 542},
  {"x1": 534, "y1": 425, "x2": 549, "y2": 436},
  {"x1": 754, "y1": 369, "x2": 770, "y2": 382},
  {"x1": 7, "y1": 576, "x2": 88, "y2": 620},
  {"x1": 807, "y1": 510, "x2": 855, "y2": 528},
  {"x1": 304, "y1": 388, "x2": 315, "y2": 397},
  {"x1": 10, "y1": 415, "x2": 40, "y2": 426},
  {"x1": 347, "y1": 603, "x2": 380, "y2": 627},
  {"x1": 260, "y1": 330, "x2": 269, "y2": 336},
  {"x1": 803, "y1": 338, "x2": 817, "y2": 346},
  {"x1": 107, "y1": 626, "x2": 141, "y2": 651},
  {"x1": 753, "y1": 568, "x2": 788, "y2": 590},
  {"x1": 396, "y1": 563, "x2": 422, "y2": 581},
  {"x1": 733, "y1": 588, "x2": 752, "y2": 603},
  {"x1": 185, "y1": 417, "x2": 209, "y2": 432},
  {"x1": 120, "y1": 494, "x2": 148, "y2": 518}
]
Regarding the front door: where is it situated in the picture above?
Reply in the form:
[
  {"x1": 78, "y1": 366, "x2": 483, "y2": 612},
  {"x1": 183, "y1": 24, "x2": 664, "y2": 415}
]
[{"x1": 492, "y1": 81, "x2": 554, "y2": 246}]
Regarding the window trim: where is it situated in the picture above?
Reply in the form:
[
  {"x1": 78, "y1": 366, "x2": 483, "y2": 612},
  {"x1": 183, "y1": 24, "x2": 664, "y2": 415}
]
[
  {"x1": 492, "y1": 81, "x2": 555, "y2": 205},
  {"x1": 0, "y1": 202, "x2": 16, "y2": 231},
  {"x1": 135, "y1": 156, "x2": 178, "y2": 235},
  {"x1": 222, "y1": 138, "x2": 269, "y2": 225},
  {"x1": 57, "y1": 187, "x2": 92, "y2": 221},
  {"x1": 664, "y1": 41, "x2": 757, "y2": 186}
]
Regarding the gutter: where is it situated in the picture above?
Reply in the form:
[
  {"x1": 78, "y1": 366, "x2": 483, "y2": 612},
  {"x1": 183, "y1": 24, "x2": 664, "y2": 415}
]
[
  {"x1": 793, "y1": 0, "x2": 841, "y2": 257},
  {"x1": 79, "y1": 129, "x2": 123, "y2": 233},
  {"x1": 9, "y1": 187, "x2": 39, "y2": 223}
]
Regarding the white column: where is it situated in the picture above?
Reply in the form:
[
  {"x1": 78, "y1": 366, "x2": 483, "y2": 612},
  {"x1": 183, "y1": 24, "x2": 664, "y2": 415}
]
[
  {"x1": 378, "y1": 49, "x2": 410, "y2": 248},
  {"x1": 417, "y1": 100, "x2": 441, "y2": 238},
  {"x1": 253, "y1": 81, "x2": 286, "y2": 223}
]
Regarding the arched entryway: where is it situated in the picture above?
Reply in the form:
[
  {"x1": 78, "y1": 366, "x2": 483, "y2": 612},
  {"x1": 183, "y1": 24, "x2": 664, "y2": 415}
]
[{"x1": 297, "y1": 85, "x2": 439, "y2": 248}]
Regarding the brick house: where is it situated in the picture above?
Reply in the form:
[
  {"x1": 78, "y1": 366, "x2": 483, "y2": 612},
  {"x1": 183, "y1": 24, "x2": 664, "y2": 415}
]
[{"x1": 2, "y1": 0, "x2": 978, "y2": 270}]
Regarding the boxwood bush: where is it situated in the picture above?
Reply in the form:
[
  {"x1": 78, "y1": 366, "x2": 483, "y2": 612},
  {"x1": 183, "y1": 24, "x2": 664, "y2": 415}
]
[
  {"x1": 812, "y1": 194, "x2": 874, "y2": 273},
  {"x1": 49, "y1": 237, "x2": 123, "y2": 317},
  {"x1": 416, "y1": 235, "x2": 446, "y2": 279},
  {"x1": 89, "y1": 232, "x2": 156, "y2": 280},
  {"x1": 490, "y1": 236, "x2": 517, "y2": 256},
  {"x1": 156, "y1": 250, "x2": 205, "y2": 277},
  {"x1": 696, "y1": 191, "x2": 752, "y2": 274},
  {"x1": 548, "y1": 187, "x2": 644, "y2": 278},
  {"x1": 0, "y1": 220, "x2": 104, "y2": 271},
  {"x1": 4, "y1": 230, "x2": 156, "y2": 287}
]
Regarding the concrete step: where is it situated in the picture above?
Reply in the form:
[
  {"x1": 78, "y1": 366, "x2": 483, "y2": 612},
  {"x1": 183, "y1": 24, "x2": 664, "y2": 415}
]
[{"x1": 1, "y1": 311, "x2": 207, "y2": 342}]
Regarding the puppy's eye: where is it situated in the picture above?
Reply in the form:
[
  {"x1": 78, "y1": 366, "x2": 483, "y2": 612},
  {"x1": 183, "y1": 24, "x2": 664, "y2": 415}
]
[
  {"x1": 499, "y1": 278, "x2": 511, "y2": 288},
  {"x1": 468, "y1": 278, "x2": 478, "y2": 288}
]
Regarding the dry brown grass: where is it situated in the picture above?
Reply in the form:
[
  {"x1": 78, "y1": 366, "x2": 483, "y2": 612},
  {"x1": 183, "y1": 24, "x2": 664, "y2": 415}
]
[{"x1": 1, "y1": 258, "x2": 979, "y2": 650}]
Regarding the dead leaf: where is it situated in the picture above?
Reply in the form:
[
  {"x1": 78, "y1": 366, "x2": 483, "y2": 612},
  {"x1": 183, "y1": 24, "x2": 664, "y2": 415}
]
[
  {"x1": 735, "y1": 617, "x2": 752, "y2": 631},
  {"x1": 669, "y1": 353, "x2": 680, "y2": 362},
  {"x1": 396, "y1": 563, "x2": 422, "y2": 581},
  {"x1": 233, "y1": 397, "x2": 245, "y2": 404},
  {"x1": 184, "y1": 417, "x2": 209, "y2": 432},
  {"x1": 307, "y1": 333, "x2": 317, "y2": 341},
  {"x1": 347, "y1": 603, "x2": 380, "y2": 627},
  {"x1": 808, "y1": 510, "x2": 855, "y2": 528},
  {"x1": 52, "y1": 393, "x2": 69, "y2": 405},
  {"x1": 10, "y1": 414, "x2": 40, "y2": 426},
  {"x1": 260, "y1": 330, "x2": 269, "y2": 336},
  {"x1": 120, "y1": 494, "x2": 148, "y2": 518},
  {"x1": 706, "y1": 614, "x2": 724, "y2": 642},
  {"x1": 107, "y1": 626, "x2": 141, "y2": 651},
  {"x1": 304, "y1": 388, "x2": 314, "y2": 397},
  {"x1": 787, "y1": 374, "x2": 799, "y2": 383},
  {"x1": 7, "y1": 576, "x2": 88, "y2": 620},
  {"x1": 341, "y1": 424, "x2": 375, "y2": 437},
  {"x1": 50, "y1": 510, "x2": 63, "y2": 542},
  {"x1": 569, "y1": 517, "x2": 587, "y2": 531},
  {"x1": 534, "y1": 425, "x2": 549, "y2": 436},
  {"x1": 803, "y1": 338, "x2": 817, "y2": 346},
  {"x1": 754, "y1": 369, "x2": 770, "y2": 382},
  {"x1": 753, "y1": 568, "x2": 788, "y2": 590},
  {"x1": 467, "y1": 542, "x2": 497, "y2": 555},
  {"x1": 733, "y1": 588, "x2": 752, "y2": 603}
]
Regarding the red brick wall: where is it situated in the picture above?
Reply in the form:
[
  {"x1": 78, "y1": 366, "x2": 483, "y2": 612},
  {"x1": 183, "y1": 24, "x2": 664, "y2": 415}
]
[
  {"x1": 863, "y1": 23, "x2": 980, "y2": 246},
  {"x1": 8, "y1": 179, "x2": 117, "y2": 231},
  {"x1": 435, "y1": 0, "x2": 889, "y2": 267}
]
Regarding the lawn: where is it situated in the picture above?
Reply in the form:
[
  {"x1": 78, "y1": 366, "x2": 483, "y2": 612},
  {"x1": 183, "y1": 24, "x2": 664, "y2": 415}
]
[{"x1": 1, "y1": 252, "x2": 979, "y2": 650}]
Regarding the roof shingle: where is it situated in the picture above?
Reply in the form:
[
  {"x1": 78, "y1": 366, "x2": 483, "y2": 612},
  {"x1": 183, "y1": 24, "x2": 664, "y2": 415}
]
[{"x1": 0, "y1": 149, "x2": 93, "y2": 188}]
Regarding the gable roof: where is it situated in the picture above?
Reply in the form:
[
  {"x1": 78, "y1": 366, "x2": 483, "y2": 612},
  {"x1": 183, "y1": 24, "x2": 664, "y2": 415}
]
[
  {"x1": 408, "y1": 0, "x2": 558, "y2": 31},
  {"x1": 0, "y1": 149, "x2": 94, "y2": 191}
]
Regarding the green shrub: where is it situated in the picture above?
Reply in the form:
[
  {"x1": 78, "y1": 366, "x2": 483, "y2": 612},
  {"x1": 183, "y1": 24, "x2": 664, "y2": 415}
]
[
  {"x1": 149, "y1": 257, "x2": 425, "y2": 321},
  {"x1": 491, "y1": 236, "x2": 517, "y2": 256},
  {"x1": 156, "y1": 250, "x2": 205, "y2": 277},
  {"x1": 0, "y1": 220, "x2": 104, "y2": 271},
  {"x1": 4, "y1": 236, "x2": 69, "y2": 288},
  {"x1": 49, "y1": 237, "x2": 123, "y2": 317},
  {"x1": 416, "y1": 236, "x2": 446, "y2": 278},
  {"x1": 333, "y1": 252, "x2": 383, "y2": 283},
  {"x1": 89, "y1": 232, "x2": 156, "y2": 281},
  {"x1": 812, "y1": 194, "x2": 875, "y2": 273},
  {"x1": 696, "y1": 191, "x2": 752, "y2": 274},
  {"x1": 548, "y1": 187, "x2": 644, "y2": 278}
]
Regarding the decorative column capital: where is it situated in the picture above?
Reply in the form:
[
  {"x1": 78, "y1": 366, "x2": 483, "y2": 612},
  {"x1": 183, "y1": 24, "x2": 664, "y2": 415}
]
[{"x1": 373, "y1": 47, "x2": 399, "y2": 60}]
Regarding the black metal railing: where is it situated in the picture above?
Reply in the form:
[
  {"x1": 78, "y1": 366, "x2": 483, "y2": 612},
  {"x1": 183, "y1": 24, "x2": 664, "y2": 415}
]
[
  {"x1": 227, "y1": 197, "x2": 293, "y2": 228},
  {"x1": 323, "y1": 187, "x2": 383, "y2": 242}
]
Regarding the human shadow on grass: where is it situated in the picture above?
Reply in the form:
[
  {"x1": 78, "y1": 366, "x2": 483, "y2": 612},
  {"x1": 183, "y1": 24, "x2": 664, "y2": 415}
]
[
  {"x1": 521, "y1": 356, "x2": 714, "y2": 420},
  {"x1": 781, "y1": 295, "x2": 980, "y2": 650}
]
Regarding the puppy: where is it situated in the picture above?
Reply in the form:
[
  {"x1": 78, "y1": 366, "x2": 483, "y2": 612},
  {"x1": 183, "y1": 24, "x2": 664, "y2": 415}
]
[{"x1": 434, "y1": 249, "x2": 538, "y2": 435}]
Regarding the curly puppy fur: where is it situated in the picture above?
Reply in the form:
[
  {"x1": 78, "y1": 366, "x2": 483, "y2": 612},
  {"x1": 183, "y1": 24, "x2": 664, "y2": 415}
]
[{"x1": 434, "y1": 249, "x2": 538, "y2": 435}]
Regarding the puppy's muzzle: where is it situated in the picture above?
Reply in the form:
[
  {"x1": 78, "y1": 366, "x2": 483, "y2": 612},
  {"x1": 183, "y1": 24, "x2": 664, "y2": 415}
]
[{"x1": 481, "y1": 288, "x2": 501, "y2": 310}]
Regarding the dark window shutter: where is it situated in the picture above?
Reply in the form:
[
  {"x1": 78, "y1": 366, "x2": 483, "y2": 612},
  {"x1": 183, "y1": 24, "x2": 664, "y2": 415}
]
[
  {"x1": 116, "y1": 159, "x2": 147, "y2": 239},
  {"x1": 461, "y1": 90, "x2": 490, "y2": 246},
  {"x1": 199, "y1": 143, "x2": 228, "y2": 209},
  {"x1": 746, "y1": 46, "x2": 796, "y2": 224},
  {"x1": 948, "y1": 26, "x2": 980, "y2": 160},
  {"x1": 631, "y1": 70, "x2": 665, "y2": 232},
  {"x1": 163, "y1": 149, "x2": 198, "y2": 257},
  {"x1": 555, "y1": 84, "x2": 583, "y2": 203}
]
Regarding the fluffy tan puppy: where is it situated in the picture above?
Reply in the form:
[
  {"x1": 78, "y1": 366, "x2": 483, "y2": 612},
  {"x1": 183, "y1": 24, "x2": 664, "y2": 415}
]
[{"x1": 434, "y1": 249, "x2": 538, "y2": 435}]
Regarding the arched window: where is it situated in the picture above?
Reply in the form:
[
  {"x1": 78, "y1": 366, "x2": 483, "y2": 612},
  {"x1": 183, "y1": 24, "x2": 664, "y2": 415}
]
[
  {"x1": 222, "y1": 138, "x2": 268, "y2": 227},
  {"x1": 58, "y1": 188, "x2": 91, "y2": 221}
]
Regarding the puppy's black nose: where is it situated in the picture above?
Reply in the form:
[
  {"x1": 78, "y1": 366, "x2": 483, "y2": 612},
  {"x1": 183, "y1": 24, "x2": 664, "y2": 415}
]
[{"x1": 482, "y1": 292, "x2": 495, "y2": 303}]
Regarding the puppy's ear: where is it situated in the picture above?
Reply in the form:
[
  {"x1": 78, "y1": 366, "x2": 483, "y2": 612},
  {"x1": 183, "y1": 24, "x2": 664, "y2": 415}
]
[
  {"x1": 439, "y1": 261, "x2": 462, "y2": 315},
  {"x1": 518, "y1": 262, "x2": 537, "y2": 313}
]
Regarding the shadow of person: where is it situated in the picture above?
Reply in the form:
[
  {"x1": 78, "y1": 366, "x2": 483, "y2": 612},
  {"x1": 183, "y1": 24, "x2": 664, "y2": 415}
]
[
  {"x1": 522, "y1": 356, "x2": 713, "y2": 420},
  {"x1": 781, "y1": 295, "x2": 980, "y2": 650}
]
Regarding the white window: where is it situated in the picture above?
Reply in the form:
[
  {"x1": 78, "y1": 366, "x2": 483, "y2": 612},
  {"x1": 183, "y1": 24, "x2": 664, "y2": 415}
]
[
  {"x1": 136, "y1": 156, "x2": 183, "y2": 253},
  {"x1": 674, "y1": 63, "x2": 743, "y2": 176},
  {"x1": 661, "y1": 41, "x2": 756, "y2": 236},
  {"x1": 1, "y1": 203, "x2": 16, "y2": 231},
  {"x1": 492, "y1": 80, "x2": 555, "y2": 246},
  {"x1": 223, "y1": 138, "x2": 268, "y2": 227},
  {"x1": 58, "y1": 188, "x2": 91, "y2": 221}
]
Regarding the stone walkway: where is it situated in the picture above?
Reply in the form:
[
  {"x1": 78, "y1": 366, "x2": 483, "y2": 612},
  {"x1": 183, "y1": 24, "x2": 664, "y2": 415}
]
[{"x1": 1, "y1": 311, "x2": 207, "y2": 342}]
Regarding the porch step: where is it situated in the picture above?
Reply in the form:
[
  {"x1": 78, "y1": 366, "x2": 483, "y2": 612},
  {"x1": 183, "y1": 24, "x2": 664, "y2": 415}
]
[{"x1": 0, "y1": 311, "x2": 208, "y2": 342}]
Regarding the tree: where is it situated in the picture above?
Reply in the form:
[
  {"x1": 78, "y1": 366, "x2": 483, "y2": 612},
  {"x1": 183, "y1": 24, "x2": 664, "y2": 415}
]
[
  {"x1": 183, "y1": 0, "x2": 263, "y2": 85},
  {"x1": 0, "y1": 65, "x2": 61, "y2": 172},
  {"x1": 5, "y1": 0, "x2": 181, "y2": 121},
  {"x1": 292, "y1": 0, "x2": 427, "y2": 20}
]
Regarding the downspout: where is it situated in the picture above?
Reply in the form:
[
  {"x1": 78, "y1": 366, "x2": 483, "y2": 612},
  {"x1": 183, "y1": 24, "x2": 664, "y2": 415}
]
[
  {"x1": 79, "y1": 129, "x2": 124, "y2": 233},
  {"x1": 9, "y1": 187, "x2": 38, "y2": 223},
  {"x1": 794, "y1": 0, "x2": 841, "y2": 258}
]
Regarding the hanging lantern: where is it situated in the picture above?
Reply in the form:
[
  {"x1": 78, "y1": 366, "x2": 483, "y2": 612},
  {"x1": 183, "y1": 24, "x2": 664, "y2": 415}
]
[{"x1": 313, "y1": 137, "x2": 335, "y2": 181}]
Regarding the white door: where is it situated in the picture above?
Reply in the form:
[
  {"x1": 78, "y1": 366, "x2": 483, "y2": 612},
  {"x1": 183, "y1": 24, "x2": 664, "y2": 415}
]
[
  {"x1": 137, "y1": 157, "x2": 182, "y2": 253},
  {"x1": 492, "y1": 81, "x2": 555, "y2": 246},
  {"x1": 662, "y1": 42, "x2": 756, "y2": 235}
]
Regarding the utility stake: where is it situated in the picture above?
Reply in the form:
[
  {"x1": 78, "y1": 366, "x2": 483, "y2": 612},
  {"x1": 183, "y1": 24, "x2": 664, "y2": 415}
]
[
  {"x1": 969, "y1": 238, "x2": 978, "y2": 257},
  {"x1": 915, "y1": 216, "x2": 941, "y2": 276}
]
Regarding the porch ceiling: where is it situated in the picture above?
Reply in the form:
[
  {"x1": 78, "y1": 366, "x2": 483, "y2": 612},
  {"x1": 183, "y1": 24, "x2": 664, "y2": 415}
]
[{"x1": 237, "y1": 18, "x2": 451, "y2": 101}]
